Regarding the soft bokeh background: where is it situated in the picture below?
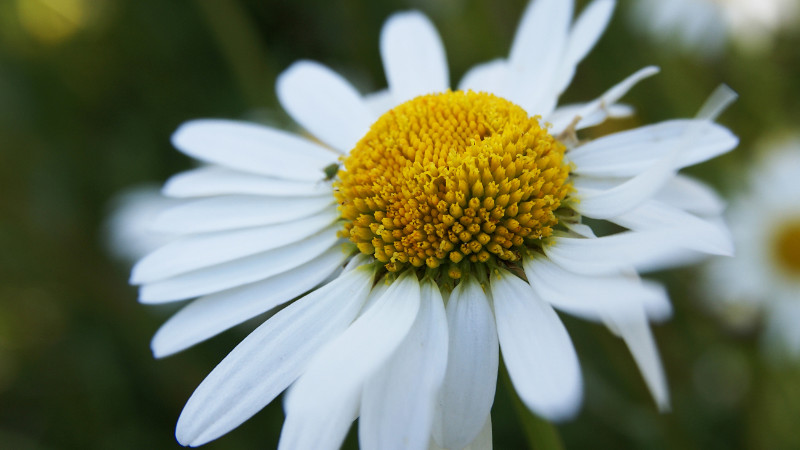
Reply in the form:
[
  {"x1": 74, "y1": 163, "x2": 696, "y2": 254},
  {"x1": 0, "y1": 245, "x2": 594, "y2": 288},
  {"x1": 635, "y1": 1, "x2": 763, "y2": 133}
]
[{"x1": 1, "y1": 0, "x2": 800, "y2": 448}]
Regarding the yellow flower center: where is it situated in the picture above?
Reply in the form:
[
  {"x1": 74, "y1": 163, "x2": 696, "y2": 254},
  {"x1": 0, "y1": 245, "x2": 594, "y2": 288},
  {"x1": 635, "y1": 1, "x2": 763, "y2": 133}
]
[
  {"x1": 772, "y1": 218, "x2": 800, "y2": 277},
  {"x1": 334, "y1": 91, "x2": 571, "y2": 277}
]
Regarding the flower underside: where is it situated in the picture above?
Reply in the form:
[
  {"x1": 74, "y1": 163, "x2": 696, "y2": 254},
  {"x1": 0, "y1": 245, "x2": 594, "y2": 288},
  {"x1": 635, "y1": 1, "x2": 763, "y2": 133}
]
[
  {"x1": 772, "y1": 218, "x2": 800, "y2": 276},
  {"x1": 335, "y1": 90, "x2": 571, "y2": 278}
]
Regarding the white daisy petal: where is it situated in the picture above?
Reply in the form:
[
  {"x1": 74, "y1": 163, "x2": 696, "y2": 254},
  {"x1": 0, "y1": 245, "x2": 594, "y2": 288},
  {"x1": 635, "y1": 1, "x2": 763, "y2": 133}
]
[
  {"x1": 150, "y1": 195, "x2": 334, "y2": 234},
  {"x1": 507, "y1": 0, "x2": 573, "y2": 114},
  {"x1": 612, "y1": 199, "x2": 734, "y2": 256},
  {"x1": 150, "y1": 245, "x2": 350, "y2": 357},
  {"x1": 569, "y1": 119, "x2": 738, "y2": 177},
  {"x1": 381, "y1": 11, "x2": 449, "y2": 103},
  {"x1": 656, "y1": 174, "x2": 726, "y2": 216},
  {"x1": 547, "y1": 102, "x2": 633, "y2": 134},
  {"x1": 280, "y1": 271, "x2": 421, "y2": 450},
  {"x1": 522, "y1": 256, "x2": 669, "y2": 323},
  {"x1": 433, "y1": 277, "x2": 498, "y2": 450},
  {"x1": 276, "y1": 60, "x2": 373, "y2": 153},
  {"x1": 573, "y1": 66, "x2": 660, "y2": 120},
  {"x1": 172, "y1": 119, "x2": 336, "y2": 181},
  {"x1": 602, "y1": 305, "x2": 670, "y2": 410},
  {"x1": 554, "y1": 0, "x2": 616, "y2": 94},
  {"x1": 430, "y1": 416, "x2": 493, "y2": 450},
  {"x1": 162, "y1": 166, "x2": 333, "y2": 198},
  {"x1": 491, "y1": 269, "x2": 583, "y2": 421},
  {"x1": 132, "y1": 206, "x2": 339, "y2": 283},
  {"x1": 542, "y1": 231, "x2": 690, "y2": 275},
  {"x1": 174, "y1": 266, "x2": 374, "y2": 447},
  {"x1": 364, "y1": 89, "x2": 395, "y2": 117},
  {"x1": 138, "y1": 227, "x2": 340, "y2": 303},
  {"x1": 574, "y1": 150, "x2": 678, "y2": 219},
  {"x1": 458, "y1": 59, "x2": 508, "y2": 95},
  {"x1": 359, "y1": 278, "x2": 448, "y2": 450}
]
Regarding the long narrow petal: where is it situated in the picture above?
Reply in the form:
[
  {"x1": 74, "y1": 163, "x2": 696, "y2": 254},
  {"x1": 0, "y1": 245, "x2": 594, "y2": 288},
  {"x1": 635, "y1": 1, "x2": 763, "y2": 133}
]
[
  {"x1": 547, "y1": 102, "x2": 633, "y2": 134},
  {"x1": 430, "y1": 416, "x2": 493, "y2": 450},
  {"x1": 655, "y1": 175, "x2": 726, "y2": 216},
  {"x1": 457, "y1": 59, "x2": 508, "y2": 95},
  {"x1": 491, "y1": 269, "x2": 582, "y2": 421},
  {"x1": 175, "y1": 265, "x2": 376, "y2": 447},
  {"x1": 150, "y1": 245, "x2": 350, "y2": 357},
  {"x1": 572, "y1": 66, "x2": 659, "y2": 121},
  {"x1": 359, "y1": 279, "x2": 448, "y2": 450},
  {"x1": 507, "y1": 0, "x2": 573, "y2": 115},
  {"x1": 276, "y1": 60, "x2": 373, "y2": 153},
  {"x1": 602, "y1": 305, "x2": 670, "y2": 411},
  {"x1": 611, "y1": 199, "x2": 733, "y2": 256},
  {"x1": 554, "y1": 0, "x2": 615, "y2": 94},
  {"x1": 568, "y1": 119, "x2": 738, "y2": 177},
  {"x1": 162, "y1": 166, "x2": 332, "y2": 198},
  {"x1": 132, "y1": 206, "x2": 338, "y2": 283},
  {"x1": 432, "y1": 277, "x2": 498, "y2": 450},
  {"x1": 138, "y1": 228, "x2": 340, "y2": 302},
  {"x1": 542, "y1": 231, "x2": 690, "y2": 275},
  {"x1": 172, "y1": 119, "x2": 336, "y2": 181},
  {"x1": 150, "y1": 195, "x2": 334, "y2": 234},
  {"x1": 279, "y1": 271, "x2": 421, "y2": 450},
  {"x1": 522, "y1": 256, "x2": 669, "y2": 322},
  {"x1": 381, "y1": 11, "x2": 449, "y2": 103}
]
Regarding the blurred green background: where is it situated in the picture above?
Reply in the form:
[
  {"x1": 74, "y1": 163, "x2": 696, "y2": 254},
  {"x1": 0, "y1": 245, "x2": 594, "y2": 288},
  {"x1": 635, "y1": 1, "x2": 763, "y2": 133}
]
[{"x1": 1, "y1": 0, "x2": 800, "y2": 448}]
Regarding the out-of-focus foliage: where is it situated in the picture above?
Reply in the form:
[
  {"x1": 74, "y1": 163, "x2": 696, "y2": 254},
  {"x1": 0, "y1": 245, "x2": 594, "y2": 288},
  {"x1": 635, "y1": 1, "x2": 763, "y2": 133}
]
[{"x1": 1, "y1": 0, "x2": 799, "y2": 448}]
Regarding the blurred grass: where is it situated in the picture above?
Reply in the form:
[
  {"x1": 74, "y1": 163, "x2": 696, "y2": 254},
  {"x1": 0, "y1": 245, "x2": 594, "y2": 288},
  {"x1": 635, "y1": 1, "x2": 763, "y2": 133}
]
[{"x1": 1, "y1": 0, "x2": 800, "y2": 448}]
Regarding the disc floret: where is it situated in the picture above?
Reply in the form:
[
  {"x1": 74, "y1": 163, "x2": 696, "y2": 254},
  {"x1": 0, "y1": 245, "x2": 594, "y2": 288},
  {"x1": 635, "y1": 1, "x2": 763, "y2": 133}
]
[{"x1": 334, "y1": 90, "x2": 571, "y2": 276}]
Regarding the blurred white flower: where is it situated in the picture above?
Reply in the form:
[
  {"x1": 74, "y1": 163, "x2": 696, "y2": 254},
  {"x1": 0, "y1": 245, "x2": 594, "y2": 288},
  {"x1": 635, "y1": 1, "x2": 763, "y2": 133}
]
[
  {"x1": 704, "y1": 139, "x2": 800, "y2": 359},
  {"x1": 124, "y1": 0, "x2": 738, "y2": 448},
  {"x1": 630, "y1": 0, "x2": 799, "y2": 56}
]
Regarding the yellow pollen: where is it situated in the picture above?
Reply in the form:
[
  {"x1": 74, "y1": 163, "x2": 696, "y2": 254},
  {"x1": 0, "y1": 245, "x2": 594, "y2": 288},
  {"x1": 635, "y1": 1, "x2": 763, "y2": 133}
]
[
  {"x1": 334, "y1": 90, "x2": 571, "y2": 273},
  {"x1": 772, "y1": 218, "x2": 800, "y2": 276}
]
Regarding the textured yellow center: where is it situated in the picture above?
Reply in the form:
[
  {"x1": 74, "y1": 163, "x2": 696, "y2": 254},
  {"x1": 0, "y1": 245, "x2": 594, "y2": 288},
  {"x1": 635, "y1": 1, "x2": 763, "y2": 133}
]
[
  {"x1": 334, "y1": 91, "x2": 571, "y2": 276},
  {"x1": 772, "y1": 219, "x2": 800, "y2": 276}
]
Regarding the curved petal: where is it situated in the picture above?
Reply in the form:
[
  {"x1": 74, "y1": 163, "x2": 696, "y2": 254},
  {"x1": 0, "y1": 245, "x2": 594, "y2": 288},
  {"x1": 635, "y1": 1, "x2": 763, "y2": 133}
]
[
  {"x1": 457, "y1": 59, "x2": 507, "y2": 95},
  {"x1": 522, "y1": 256, "x2": 669, "y2": 323},
  {"x1": 543, "y1": 231, "x2": 694, "y2": 275},
  {"x1": 132, "y1": 206, "x2": 339, "y2": 283},
  {"x1": 279, "y1": 271, "x2": 421, "y2": 450},
  {"x1": 175, "y1": 265, "x2": 376, "y2": 447},
  {"x1": 277, "y1": 60, "x2": 373, "y2": 153},
  {"x1": 381, "y1": 11, "x2": 449, "y2": 103},
  {"x1": 150, "y1": 195, "x2": 334, "y2": 234},
  {"x1": 569, "y1": 120, "x2": 738, "y2": 177},
  {"x1": 162, "y1": 166, "x2": 333, "y2": 198},
  {"x1": 430, "y1": 415, "x2": 492, "y2": 450},
  {"x1": 601, "y1": 304, "x2": 670, "y2": 411},
  {"x1": 506, "y1": 0, "x2": 573, "y2": 114},
  {"x1": 611, "y1": 199, "x2": 734, "y2": 256},
  {"x1": 172, "y1": 119, "x2": 336, "y2": 181},
  {"x1": 655, "y1": 174, "x2": 726, "y2": 216},
  {"x1": 432, "y1": 277, "x2": 498, "y2": 450},
  {"x1": 553, "y1": 0, "x2": 615, "y2": 95},
  {"x1": 138, "y1": 228, "x2": 340, "y2": 303},
  {"x1": 150, "y1": 245, "x2": 350, "y2": 357},
  {"x1": 359, "y1": 279, "x2": 448, "y2": 450},
  {"x1": 491, "y1": 269, "x2": 582, "y2": 421}
]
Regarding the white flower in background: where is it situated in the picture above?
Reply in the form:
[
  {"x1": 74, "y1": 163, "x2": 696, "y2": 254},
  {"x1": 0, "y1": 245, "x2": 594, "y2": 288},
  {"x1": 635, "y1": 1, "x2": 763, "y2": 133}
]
[
  {"x1": 128, "y1": 0, "x2": 738, "y2": 448},
  {"x1": 630, "y1": 0, "x2": 799, "y2": 56},
  {"x1": 704, "y1": 140, "x2": 800, "y2": 359}
]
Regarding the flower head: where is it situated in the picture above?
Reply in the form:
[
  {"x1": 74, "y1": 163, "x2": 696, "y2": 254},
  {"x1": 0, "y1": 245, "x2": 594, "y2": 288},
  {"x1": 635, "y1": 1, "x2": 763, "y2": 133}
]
[
  {"x1": 703, "y1": 139, "x2": 800, "y2": 359},
  {"x1": 129, "y1": 0, "x2": 738, "y2": 448}
]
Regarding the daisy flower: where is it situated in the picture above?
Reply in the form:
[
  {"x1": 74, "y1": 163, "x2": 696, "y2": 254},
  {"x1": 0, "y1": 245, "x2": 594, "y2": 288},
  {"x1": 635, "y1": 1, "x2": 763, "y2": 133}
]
[
  {"x1": 105, "y1": 185, "x2": 180, "y2": 263},
  {"x1": 129, "y1": 0, "x2": 738, "y2": 448},
  {"x1": 629, "y1": 0, "x2": 799, "y2": 56},
  {"x1": 703, "y1": 139, "x2": 800, "y2": 359}
]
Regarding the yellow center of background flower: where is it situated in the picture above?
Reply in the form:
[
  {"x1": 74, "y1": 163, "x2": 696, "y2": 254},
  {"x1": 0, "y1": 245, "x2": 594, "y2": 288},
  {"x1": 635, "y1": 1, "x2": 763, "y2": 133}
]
[
  {"x1": 334, "y1": 91, "x2": 571, "y2": 276},
  {"x1": 772, "y1": 219, "x2": 800, "y2": 277}
]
